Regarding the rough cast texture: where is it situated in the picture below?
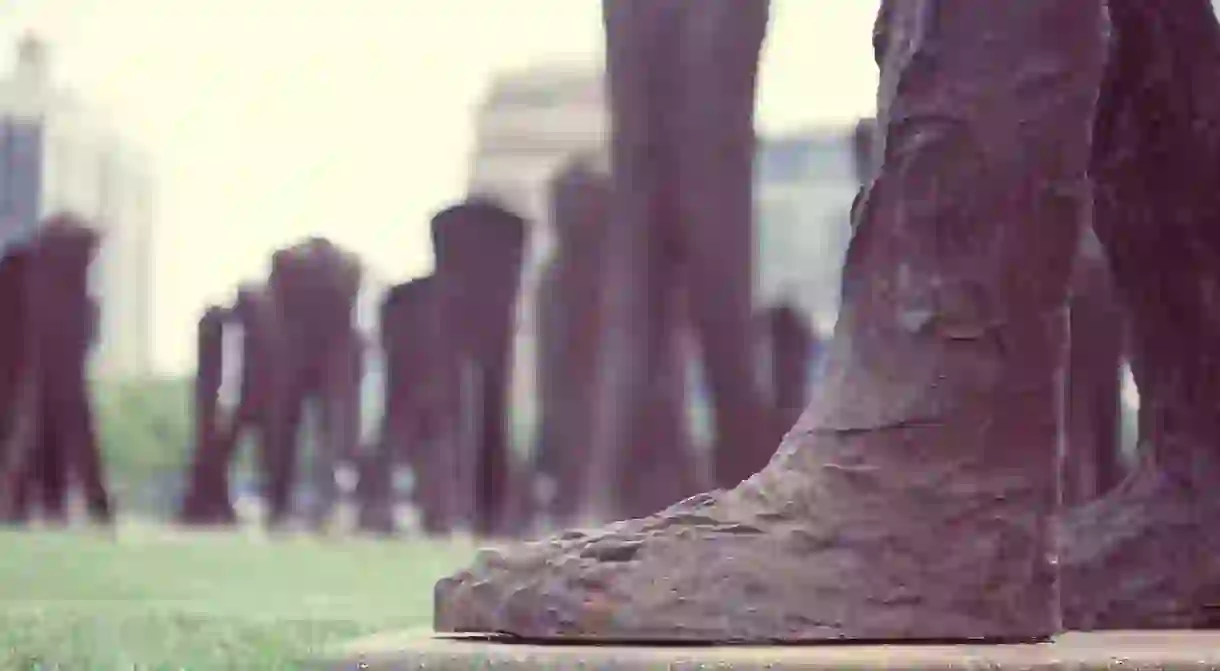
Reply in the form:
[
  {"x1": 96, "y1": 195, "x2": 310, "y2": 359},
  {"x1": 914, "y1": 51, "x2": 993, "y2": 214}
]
[
  {"x1": 435, "y1": 0, "x2": 1108, "y2": 641},
  {"x1": 1060, "y1": 0, "x2": 1220, "y2": 631}
]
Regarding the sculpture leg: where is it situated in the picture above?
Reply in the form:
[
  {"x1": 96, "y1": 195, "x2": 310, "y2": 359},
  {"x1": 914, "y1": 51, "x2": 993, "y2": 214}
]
[
  {"x1": 764, "y1": 307, "x2": 814, "y2": 441},
  {"x1": 674, "y1": 0, "x2": 772, "y2": 490},
  {"x1": 1062, "y1": 228, "x2": 1125, "y2": 507},
  {"x1": 412, "y1": 370, "x2": 450, "y2": 535},
  {"x1": 619, "y1": 281, "x2": 698, "y2": 519},
  {"x1": 0, "y1": 260, "x2": 38, "y2": 524},
  {"x1": 0, "y1": 365, "x2": 38, "y2": 524},
  {"x1": 580, "y1": 0, "x2": 697, "y2": 523},
  {"x1": 9, "y1": 399, "x2": 53, "y2": 524},
  {"x1": 179, "y1": 426, "x2": 239, "y2": 525},
  {"x1": 428, "y1": 344, "x2": 473, "y2": 535},
  {"x1": 532, "y1": 270, "x2": 565, "y2": 525},
  {"x1": 262, "y1": 370, "x2": 303, "y2": 530},
  {"x1": 179, "y1": 318, "x2": 238, "y2": 526},
  {"x1": 33, "y1": 400, "x2": 68, "y2": 524},
  {"x1": 436, "y1": 0, "x2": 1105, "y2": 641},
  {"x1": 46, "y1": 355, "x2": 112, "y2": 525},
  {"x1": 307, "y1": 348, "x2": 356, "y2": 532},
  {"x1": 355, "y1": 437, "x2": 396, "y2": 535},
  {"x1": 358, "y1": 394, "x2": 400, "y2": 536},
  {"x1": 6, "y1": 390, "x2": 41, "y2": 525},
  {"x1": 414, "y1": 434, "x2": 448, "y2": 535},
  {"x1": 454, "y1": 354, "x2": 482, "y2": 534},
  {"x1": 1060, "y1": 0, "x2": 1220, "y2": 629},
  {"x1": 474, "y1": 348, "x2": 511, "y2": 537}
]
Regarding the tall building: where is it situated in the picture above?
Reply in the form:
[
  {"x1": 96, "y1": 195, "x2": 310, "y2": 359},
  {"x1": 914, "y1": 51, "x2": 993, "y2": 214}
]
[
  {"x1": 465, "y1": 63, "x2": 609, "y2": 448},
  {"x1": 0, "y1": 34, "x2": 156, "y2": 379}
]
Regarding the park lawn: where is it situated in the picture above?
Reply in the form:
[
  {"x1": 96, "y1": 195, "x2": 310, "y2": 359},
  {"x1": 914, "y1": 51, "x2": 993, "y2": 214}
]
[{"x1": 0, "y1": 522, "x2": 476, "y2": 669}]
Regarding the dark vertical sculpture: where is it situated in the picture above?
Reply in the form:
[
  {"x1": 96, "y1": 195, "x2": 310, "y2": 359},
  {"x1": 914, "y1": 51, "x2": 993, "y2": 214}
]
[
  {"x1": 756, "y1": 303, "x2": 816, "y2": 441},
  {"x1": 260, "y1": 238, "x2": 363, "y2": 530},
  {"x1": 178, "y1": 283, "x2": 279, "y2": 526},
  {"x1": 229, "y1": 282, "x2": 276, "y2": 467},
  {"x1": 436, "y1": 0, "x2": 1108, "y2": 641},
  {"x1": 851, "y1": 117, "x2": 878, "y2": 187},
  {"x1": 0, "y1": 240, "x2": 31, "y2": 522},
  {"x1": 357, "y1": 277, "x2": 441, "y2": 534},
  {"x1": 1062, "y1": 226, "x2": 1125, "y2": 506},
  {"x1": 430, "y1": 200, "x2": 527, "y2": 537},
  {"x1": 178, "y1": 304, "x2": 238, "y2": 526},
  {"x1": 580, "y1": 0, "x2": 772, "y2": 525},
  {"x1": 0, "y1": 214, "x2": 112, "y2": 525},
  {"x1": 534, "y1": 158, "x2": 611, "y2": 527},
  {"x1": 1060, "y1": 0, "x2": 1220, "y2": 630}
]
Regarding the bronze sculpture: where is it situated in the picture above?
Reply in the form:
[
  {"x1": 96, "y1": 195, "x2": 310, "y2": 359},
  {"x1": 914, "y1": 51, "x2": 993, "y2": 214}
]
[
  {"x1": 356, "y1": 276, "x2": 443, "y2": 535},
  {"x1": 429, "y1": 199, "x2": 529, "y2": 537},
  {"x1": 178, "y1": 303, "x2": 239, "y2": 526},
  {"x1": 0, "y1": 214, "x2": 112, "y2": 525},
  {"x1": 180, "y1": 239, "x2": 363, "y2": 531},
  {"x1": 432, "y1": 0, "x2": 1209, "y2": 641},
  {"x1": 259, "y1": 238, "x2": 363, "y2": 531}
]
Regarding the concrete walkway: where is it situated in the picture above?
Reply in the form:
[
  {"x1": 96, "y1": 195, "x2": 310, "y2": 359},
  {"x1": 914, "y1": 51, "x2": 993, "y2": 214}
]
[{"x1": 309, "y1": 629, "x2": 1220, "y2": 670}]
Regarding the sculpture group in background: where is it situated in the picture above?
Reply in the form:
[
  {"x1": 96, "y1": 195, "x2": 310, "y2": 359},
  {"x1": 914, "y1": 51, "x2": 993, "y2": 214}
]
[
  {"x1": 181, "y1": 198, "x2": 536, "y2": 538},
  {"x1": 436, "y1": 0, "x2": 1220, "y2": 641},
  {"x1": 180, "y1": 238, "x2": 364, "y2": 531},
  {"x1": 262, "y1": 239, "x2": 364, "y2": 531},
  {"x1": 179, "y1": 282, "x2": 281, "y2": 526},
  {"x1": 0, "y1": 213, "x2": 112, "y2": 525}
]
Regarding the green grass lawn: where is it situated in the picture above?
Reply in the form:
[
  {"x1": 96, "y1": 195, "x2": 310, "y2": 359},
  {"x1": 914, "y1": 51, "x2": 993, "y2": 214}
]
[{"x1": 0, "y1": 522, "x2": 476, "y2": 669}]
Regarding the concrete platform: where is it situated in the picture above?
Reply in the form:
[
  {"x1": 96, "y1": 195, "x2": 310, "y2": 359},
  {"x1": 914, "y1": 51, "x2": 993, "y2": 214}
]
[{"x1": 310, "y1": 630, "x2": 1220, "y2": 670}]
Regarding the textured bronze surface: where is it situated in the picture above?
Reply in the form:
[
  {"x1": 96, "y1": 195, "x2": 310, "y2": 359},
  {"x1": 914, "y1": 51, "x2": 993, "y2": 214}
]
[
  {"x1": 1059, "y1": 0, "x2": 1220, "y2": 631},
  {"x1": 434, "y1": 0, "x2": 1107, "y2": 640}
]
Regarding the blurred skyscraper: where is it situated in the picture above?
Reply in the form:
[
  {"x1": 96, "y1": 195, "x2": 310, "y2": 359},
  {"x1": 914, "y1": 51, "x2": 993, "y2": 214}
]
[{"x1": 0, "y1": 34, "x2": 156, "y2": 379}]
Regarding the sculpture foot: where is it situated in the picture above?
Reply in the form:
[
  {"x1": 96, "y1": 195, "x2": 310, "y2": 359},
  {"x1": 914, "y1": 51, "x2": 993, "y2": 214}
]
[
  {"x1": 435, "y1": 420, "x2": 1057, "y2": 642},
  {"x1": 178, "y1": 499, "x2": 238, "y2": 528},
  {"x1": 357, "y1": 507, "x2": 397, "y2": 536},
  {"x1": 1061, "y1": 459, "x2": 1220, "y2": 630}
]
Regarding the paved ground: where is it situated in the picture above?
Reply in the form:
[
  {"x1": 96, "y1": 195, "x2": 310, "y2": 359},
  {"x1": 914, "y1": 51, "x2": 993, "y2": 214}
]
[{"x1": 315, "y1": 630, "x2": 1220, "y2": 670}]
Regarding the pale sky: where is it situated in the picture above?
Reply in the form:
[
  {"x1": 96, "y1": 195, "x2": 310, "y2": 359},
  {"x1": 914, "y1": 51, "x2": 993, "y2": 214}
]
[{"x1": 0, "y1": 1, "x2": 881, "y2": 375}]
